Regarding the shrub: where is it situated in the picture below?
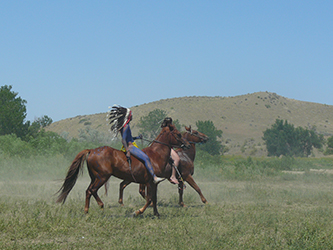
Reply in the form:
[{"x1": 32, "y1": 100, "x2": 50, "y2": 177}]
[{"x1": 0, "y1": 134, "x2": 33, "y2": 157}]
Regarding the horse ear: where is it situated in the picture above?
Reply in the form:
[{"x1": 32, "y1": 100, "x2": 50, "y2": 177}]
[{"x1": 185, "y1": 126, "x2": 190, "y2": 131}]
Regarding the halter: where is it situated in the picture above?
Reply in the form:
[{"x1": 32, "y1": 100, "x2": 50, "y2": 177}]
[{"x1": 184, "y1": 129, "x2": 207, "y2": 144}]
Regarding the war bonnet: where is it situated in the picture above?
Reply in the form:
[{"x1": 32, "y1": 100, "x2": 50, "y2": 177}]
[{"x1": 107, "y1": 105, "x2": 132, "y2": 136}]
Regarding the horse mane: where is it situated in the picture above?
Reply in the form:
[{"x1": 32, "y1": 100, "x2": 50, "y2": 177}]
[{"x1": 155, "y1": 124, "x2": 175, "y2": 139}]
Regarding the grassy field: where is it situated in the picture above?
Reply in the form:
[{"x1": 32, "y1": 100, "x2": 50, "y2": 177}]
[{"x1": 1, "y1": 155, "x2": 333, "y2": 249}]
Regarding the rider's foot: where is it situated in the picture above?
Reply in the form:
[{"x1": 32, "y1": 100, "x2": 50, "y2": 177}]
[
  {"x1": 153, "y1": 177, "x2": 165, "y2": 184},
  {"x1": 169, "y1": 176, "x2": 179, "y2": 185}
]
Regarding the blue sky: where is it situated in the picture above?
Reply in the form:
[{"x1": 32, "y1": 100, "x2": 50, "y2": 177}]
[{"x1": 1, "y1": 1, "x2": 332, "y2": 122}]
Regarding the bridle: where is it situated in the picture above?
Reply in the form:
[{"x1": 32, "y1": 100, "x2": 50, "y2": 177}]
[
  {"x1": 184, "y1": 129, "x2": 207, "y2": 144},
  {"x1": 142, "y1": 129, "x2": 188, "y2": 149},
  {"x1": 154, "y1": 129, "x2": 188, "y2": 149}
]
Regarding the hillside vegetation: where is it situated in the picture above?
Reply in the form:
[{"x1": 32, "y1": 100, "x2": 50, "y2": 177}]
[{"x1": 46, "y1": 92, "x2": 333, "y2": 156}]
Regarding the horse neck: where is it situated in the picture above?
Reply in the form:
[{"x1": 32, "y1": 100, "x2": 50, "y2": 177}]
[
  {"x1": 182, "y1": 132, "x2": 197, "y2": 161},
  {"x1": 150, "y1": 130, "x2": 172, "y2": 158},
  {"x1": 183, "y1": 143, "x2": 196, "y2": 161}
]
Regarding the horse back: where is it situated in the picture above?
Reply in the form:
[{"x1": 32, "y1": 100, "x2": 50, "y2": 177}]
[{"x1": 87, "y1": 146, "x2": 150, "y2": 183}]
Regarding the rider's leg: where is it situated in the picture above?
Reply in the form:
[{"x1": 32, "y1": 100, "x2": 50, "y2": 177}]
[
  {"x1": 128, "y1": 146, "x2": 164, "y2": 184},
  {"x1": 170, "y1": 149, "x2": 179, "y2": 184}
]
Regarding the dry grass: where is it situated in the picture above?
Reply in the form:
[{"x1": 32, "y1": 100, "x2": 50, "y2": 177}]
[{"x1": 46, "y1": 92, "x2": 333, "y2": 157}]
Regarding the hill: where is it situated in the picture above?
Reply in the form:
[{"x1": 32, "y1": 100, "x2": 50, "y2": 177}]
[{"x1": 46, "y1": 92, "x2": 333, "y2": 157}]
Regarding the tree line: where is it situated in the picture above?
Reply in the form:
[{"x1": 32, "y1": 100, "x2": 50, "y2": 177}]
[
  {"x1": 0, "y1": 85, "x2": 224, "y2": 157},
  {"x1": 1, "y1": 84, "x2": 333, "y2": 158}
]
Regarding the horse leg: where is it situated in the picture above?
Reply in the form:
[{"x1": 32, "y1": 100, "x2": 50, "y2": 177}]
[
  {"x1": 178, "y1": 181, "x2": 185, "y2": 207},
  {"x1": 139, "y1": 184, "x2": 146, "y2": 199},
  {"x1": 104, "y1": 180, "x2": 109, "y2": 196},
  {"x1": 85, "y1": 175, "x2": 108, "y2": 213},
  {"x1": 144, "y1": 184, "x2": 154, "y2": 207},
  {"x1": 151, "y1": 183, "x2": 159, "y2": 217},
  {"x1": 133, "y1": 192, "x2": 152, "y2": 217},
  {"x1": 85, "y1": 181, "x2": 94, "y2": 213},
  {"x1": 133, "y1": 182, "x2": 159, "y2": 217},
  {"x1": 184, "y1": 174, "x2": 207, "y2": 204},
  {"x1": 118, "y1": 180, "x2": 131, "y2": 205}
]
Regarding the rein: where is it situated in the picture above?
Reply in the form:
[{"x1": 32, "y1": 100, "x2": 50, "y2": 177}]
[{"x1": 141, "y1": 130, "x2": 185, "y2": 149}]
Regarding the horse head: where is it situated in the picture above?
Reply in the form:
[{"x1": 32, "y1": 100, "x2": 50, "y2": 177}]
[
  {"x1": 157, "y1": 124, "x2": 190, "y2": 149},
  {"x1": 184, "y1": 126, "x2": 209, "y2": 144}
]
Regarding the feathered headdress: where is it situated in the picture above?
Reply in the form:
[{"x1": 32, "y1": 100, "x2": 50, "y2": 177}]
[{"x1": 107, "y1": 105, "x2": 132, "y2": 136}]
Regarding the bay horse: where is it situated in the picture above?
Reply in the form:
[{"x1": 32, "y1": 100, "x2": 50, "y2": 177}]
[
  {"x1": 56, "y1": 123, "x2": 190, "y2": 217},
  {"x1": 117, "y1": 126, "x2": 209, "y2": 207}
]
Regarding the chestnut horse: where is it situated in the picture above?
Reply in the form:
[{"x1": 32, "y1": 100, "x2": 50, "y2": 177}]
[
  {"x1": 56, "y1": 123, "x2": 190, "y2": 217},
  {"x1": 117, "y1": 126, "x2": 209, "y2": 207}
]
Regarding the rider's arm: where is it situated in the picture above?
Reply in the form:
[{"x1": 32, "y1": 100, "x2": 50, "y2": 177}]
[{"x1": 133, "y1": 134, "x2": 143, "y2": 140}]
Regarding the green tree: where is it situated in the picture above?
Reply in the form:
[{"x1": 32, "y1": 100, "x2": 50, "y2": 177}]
[
  {"x1": 263, "y1": 119, "x2": 324, "y2": 157},
  {"x1": 27, "y1": 115, "x2": 53, "y2": 139},
  {"x1": 196, "y1": 120, "x2": 223, "y2": 155},
  {"x1": 137, "y1": 109, "x2": 168, "y2": 139},
  {"x1": 0, "y1": 133, "x2": 33, "y2": 157},
  {"x1": 0, "y1": 85, "x2": 29, "y2": 138},
  {"x1": 263, "y1": 119, "x2": 292, "y2": 156},
  {"x1": 29, "y1": 130, "x2": 68, "y2": 155},
  {"x1": 35, "y1": 115, "x2": 53, "y2": 128},
  {"x1": 327, "y1": 136, "x2": 333, "y2": 149},
  {"x1": 137, "y1": 109, "x2": 182, "y2": 140},
  {"x1": 78, "y1": 126, "x2": 112, "y2": 145},
  {"x1": 325, "y1": 135, "x2": 333, "y2": 155}
]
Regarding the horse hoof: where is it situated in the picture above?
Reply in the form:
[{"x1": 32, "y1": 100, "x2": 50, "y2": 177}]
[
  {"x1": 132, "y1": 210, "x2": 140, "y2": 217},
  {"x1": 154, "y1": 212, "x2": 160, "y2": 218}
]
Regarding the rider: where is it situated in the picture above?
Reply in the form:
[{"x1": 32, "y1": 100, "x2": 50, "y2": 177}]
[
  {"x1": 161, "y1": 117, "x2": 180, "y2": 185},
  {"x1": 108, "y1": 105, "x2": 164, "y2": 184}
]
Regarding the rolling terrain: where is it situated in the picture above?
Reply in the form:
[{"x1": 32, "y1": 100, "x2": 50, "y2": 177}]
[{"x1": 46, "y1": 92, "x2": 333, "y2": 156}]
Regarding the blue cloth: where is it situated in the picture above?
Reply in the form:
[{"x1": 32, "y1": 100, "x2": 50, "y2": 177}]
[
  {"x1": 120, "y1": 124, "x2": 134, "y2": 148},
  {"x1": 121, "y1": 124, "x2": 155, "y2": 178},
  {"x1": 128, "y1": 145, "x2": 155, "y2": 177}
]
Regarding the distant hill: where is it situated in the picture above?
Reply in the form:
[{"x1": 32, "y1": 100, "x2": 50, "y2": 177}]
[{"x1": 46, "y1": 92, "x2": 333, "y2": 157}]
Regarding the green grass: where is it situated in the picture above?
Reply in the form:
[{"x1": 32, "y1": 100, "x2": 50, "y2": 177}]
[{"x1": 2, "y1": 156, "x2": 333, "y2": 249}]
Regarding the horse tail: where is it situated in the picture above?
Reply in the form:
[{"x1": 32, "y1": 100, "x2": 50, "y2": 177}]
[{"x1": 56, "y1": 149, "x2": 90, "y2": 204}]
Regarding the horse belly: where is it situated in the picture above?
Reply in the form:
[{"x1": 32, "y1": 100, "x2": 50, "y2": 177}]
[{"x1": 112, "y1": 158, "x2": 150, "y2": 184}]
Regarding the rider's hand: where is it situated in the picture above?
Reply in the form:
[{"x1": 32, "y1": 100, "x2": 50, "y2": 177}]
[{"x1": 138, "y1": 134, "x2": 143, "y2": 139}]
